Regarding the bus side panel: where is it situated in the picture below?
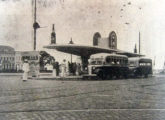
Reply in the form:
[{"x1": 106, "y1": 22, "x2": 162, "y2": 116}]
[{"x1": 95, "y1": 66, "x2": 129, "y2": 79}]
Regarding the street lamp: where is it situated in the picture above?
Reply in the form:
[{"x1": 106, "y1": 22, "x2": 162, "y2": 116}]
[{"x1": 69, "y1": 38, "x2": 74, "y2": 63}]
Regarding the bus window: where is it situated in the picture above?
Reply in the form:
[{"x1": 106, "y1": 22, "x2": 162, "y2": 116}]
[
  {"x1": 106, "y1": 57, "x2": 111, "y2": 63},
  {"x1": 129, "y1": 61, "x2": 135, "y2": 67},
  {"x1": 146, "y1": 63, "x2": 151, "y2": 66},
  {"x1": 119, "y1": 59, "x2": 122, "y2": 64},
  {"x1": 111, "y1": 58, "x2": 114, "y2": 64},
  {"x1": 114, "y1": 58, "x2": 117, "y2": 64},
  {"x1": 139, "y1": 62, "x2": 151, "y2": 66},
  {"x1": 139, "y1": 63, "x2": 145, "y2": 66},
  {"x1": 90, "y1": 60, "x2": 102, "y2": 65},
  {"x1": 97, "y1": 61, "x2": 102, "y2": 65},
  {"x1": 90, "y1": 61, "x2": 97, "y2": 65},
  {"x1": 126, "y1": 59, "x2": 128, "y2": 64}
]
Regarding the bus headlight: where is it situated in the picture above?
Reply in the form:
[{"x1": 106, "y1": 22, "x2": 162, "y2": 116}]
[{"x1": 133, "y1": 69, "x2": 136, "y2": 73}]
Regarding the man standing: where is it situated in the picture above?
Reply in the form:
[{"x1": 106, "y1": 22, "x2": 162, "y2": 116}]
[
  {"x1": 22, "y1": 59, "x2": 30, "y2": 81},
  {"x1": 61, "y1": 59, "x2": 67, "y2": 77}
]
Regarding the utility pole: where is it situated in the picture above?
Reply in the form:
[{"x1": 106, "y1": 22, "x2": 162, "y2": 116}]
[
  {"x1": 69, "y1": 38, "x2": 74, "y2": 63},
  {"x1": 34, "y1": 0, "x2": 36, "y2": 51},
  {"x1": 139, "y1": 31, "x2": 141, "y2": 54},
  {"x1": 33, "y1": 0, "x2": 40, "y2": 51}
]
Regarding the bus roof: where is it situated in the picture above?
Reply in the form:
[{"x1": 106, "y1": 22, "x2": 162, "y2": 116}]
[
  {"x1": 128, "y1": 57, "x2": 152, "y2": 62},
  {"x1": 90, "y1": 53, "x2": 128, "y2": 59}
]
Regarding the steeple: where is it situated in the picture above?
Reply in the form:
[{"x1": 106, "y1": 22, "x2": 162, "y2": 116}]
[
  {"x1": 69, "y1": 37, "x2": 74, "y2": 44},
  {"x1": 134, "y1": 44, "x2": 137, "y2": 53},
  {"x1": 52, "y1": 24, "x2": 55, "y2": 32},
  {"x1": 51, "y1": 24, "x2": 56, "y2": 44}
]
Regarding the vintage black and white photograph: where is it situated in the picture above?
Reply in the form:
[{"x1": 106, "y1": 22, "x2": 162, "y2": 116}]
[{"x1": 0, "y1": 0, "x2": 164, "y2": 119}]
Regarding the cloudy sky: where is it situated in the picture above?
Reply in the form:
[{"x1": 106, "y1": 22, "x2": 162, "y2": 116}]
[{"x1": 0, "y1": 0, "x2": 165, "y2": 68}]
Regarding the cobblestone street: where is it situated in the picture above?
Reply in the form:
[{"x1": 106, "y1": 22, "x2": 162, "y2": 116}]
[{"x1": 0, "y1": 75, "x2": 165, "y2": 119}]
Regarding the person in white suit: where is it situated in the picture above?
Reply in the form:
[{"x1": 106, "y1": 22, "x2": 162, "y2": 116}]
[
  {"x1": 61, "y1": 59, "x2": 67, "y2": 77},
  {"x1": 22, "y1": 59, "x2": 30, "y2": 81}
]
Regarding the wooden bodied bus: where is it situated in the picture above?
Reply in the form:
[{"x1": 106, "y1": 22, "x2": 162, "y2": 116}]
[
  {"x1": 128, "y1": 57, "x2": 152, "y2": 78},
  {"x1": 88, "y1": 53, "x2": 129, "y2": 79}
]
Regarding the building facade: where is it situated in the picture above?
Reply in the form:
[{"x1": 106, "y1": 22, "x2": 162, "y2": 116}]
[
  {"x1": 0, "y1": 45, "x2": 40, "y2": 72},
  {"x1": 93, "y1": 31, "x2": 117, "y2": 49},
  {"x1": 0, "y1": 45, "x2": 15, "y2": 72},
  {"x1": 15, "y1": 51, "x2": 40, "y2": 71}
]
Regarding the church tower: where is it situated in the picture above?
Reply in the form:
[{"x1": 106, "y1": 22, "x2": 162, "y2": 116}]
[{"x1": 51, "y1": 24, "x2": 56, "y2": 44}]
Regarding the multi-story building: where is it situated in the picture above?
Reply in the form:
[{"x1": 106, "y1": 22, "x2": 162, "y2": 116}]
[
  {"x1": 15, "y1": 51, "x2": 40, "y2": 71},
  {"x1": 0, "y1": 45, "x2": 40, "y2": 72},
  {"x1": 0, "y1": 45, "x2": 15, "y2": 72}
]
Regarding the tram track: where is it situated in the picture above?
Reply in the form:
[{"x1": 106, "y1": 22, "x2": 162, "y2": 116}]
[
  {"x1": 1, "y1": 108, "x2": 165, "y2": 114},
  {"x1": 0, "y1": 80, "x2": 128, "y2": 97},
  {"x1": 0, "y1": 87, "x2": 118, "y2": 106}
]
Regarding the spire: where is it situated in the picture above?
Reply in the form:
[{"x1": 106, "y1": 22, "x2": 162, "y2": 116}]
[
  {"x1": 51, "y1": 24, "x2": 56, "y2": 44},
  {"x1": 134, "y1": 44, "x2": 137, "y2": 53},
  {"x1": 52, "y1": 24, "x2": 55, "y2": 32},
  {"x1": 69, "y1": 37, "x2": 74, "y2": 44}
]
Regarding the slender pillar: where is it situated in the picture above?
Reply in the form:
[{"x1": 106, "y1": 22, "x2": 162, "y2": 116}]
[
  {"x1": 34, "y1": 0, "x2": 36, "y2": 51},
  {"x1": 33, "y1": 0, "x2": 40, "y2": 50},
  {"x1": 69, "y1": 38, "x2": 74, "y2": 63},
  {"x1": 81, "y1": 56, "x2": 89, "y2": 71},
  {"x1": 139, "y1": 32, "x2": 140, "y2": 54}
]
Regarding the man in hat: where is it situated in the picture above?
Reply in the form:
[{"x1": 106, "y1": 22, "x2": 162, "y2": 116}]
[{"x1": 22, "y1": 59, "x2": 30, "y2": 81}]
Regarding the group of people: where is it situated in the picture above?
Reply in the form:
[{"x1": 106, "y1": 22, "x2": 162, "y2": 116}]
[
  {"x1": 59, "y1": 59, "x2": 82, "y2": 77},
  {"x1": 22, "y1": 59, "x2": 83, "y2": 81}
]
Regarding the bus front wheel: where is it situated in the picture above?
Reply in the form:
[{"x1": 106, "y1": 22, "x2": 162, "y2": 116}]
[
  {"x1": 144, "y1": 74, "x2": 148, "y2": 78},
  {"x1": 97, "y1": 71, "x2": 106, "y2": 80}
]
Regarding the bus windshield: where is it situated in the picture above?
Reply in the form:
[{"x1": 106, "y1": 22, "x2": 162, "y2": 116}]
[{"x1": 90, "y1": 60, "x2": 103, "y2": 65}]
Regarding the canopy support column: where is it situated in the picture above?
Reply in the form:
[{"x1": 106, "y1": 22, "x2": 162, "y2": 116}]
[{"x1": 81, "y1": 56, "x2": 89, "y2": 71}]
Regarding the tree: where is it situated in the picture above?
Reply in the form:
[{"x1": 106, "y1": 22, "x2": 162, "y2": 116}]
[{"x1": 39, "y1": 51, "x2": 55, "y2": 70}]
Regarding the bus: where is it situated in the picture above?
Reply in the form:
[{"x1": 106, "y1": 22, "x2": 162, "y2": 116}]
[
  {"x1": 88, "y1": 53, "x2": 129, "y2": 79},
  {"x1": 128, "y1": 57, "x2": 152, "y2": 78}
]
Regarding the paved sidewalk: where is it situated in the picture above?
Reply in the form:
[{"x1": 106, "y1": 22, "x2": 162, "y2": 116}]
[
  {"x1": 31, "y1": 75, "x2": 83, "y2": 80},
  {"x1": 0, "y1": 73, "x2": 22, "y2": 76},
  {"x1": 0, "y1": 72, "x2": 83, "y2": 80}
]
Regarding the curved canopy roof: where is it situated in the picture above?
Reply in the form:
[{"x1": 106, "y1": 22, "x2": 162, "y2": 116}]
[{"x1": 44, "y1": 44, "x2": 144, "y2": 58}]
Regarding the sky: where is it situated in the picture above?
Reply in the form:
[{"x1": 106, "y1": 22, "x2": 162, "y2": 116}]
[{"x1": 0, "y1": 0, "x2": 165, "y2": 69}]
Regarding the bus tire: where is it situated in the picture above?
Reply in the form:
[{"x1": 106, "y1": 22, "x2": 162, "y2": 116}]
[
  {"x1": 123, "y1": 74, "x2": 128, "y2": 79},
  {"x1": 144, "y1": 74, "x2": 148, "y2": 78},
  {"x1": 97, "y1": 71, "x2": 106, "y2": 80}
]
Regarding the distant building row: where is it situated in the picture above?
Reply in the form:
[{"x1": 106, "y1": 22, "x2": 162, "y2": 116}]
[{"x1": 0, "y1": 45, "x2": 39, "y2": 72}]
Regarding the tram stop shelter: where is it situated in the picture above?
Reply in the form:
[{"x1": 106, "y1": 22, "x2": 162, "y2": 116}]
[{"x1": 44, "y1": 44, "x2": 144, "y2": 71}]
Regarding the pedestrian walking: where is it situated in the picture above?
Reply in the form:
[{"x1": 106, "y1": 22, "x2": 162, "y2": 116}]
[
  {"x1": 56, "y1": 62, "x2": 59, "y2": 76},
  {"x1": 22, "y1": 59, "x2": 30, "y2": 81}
]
